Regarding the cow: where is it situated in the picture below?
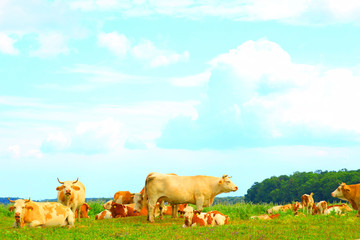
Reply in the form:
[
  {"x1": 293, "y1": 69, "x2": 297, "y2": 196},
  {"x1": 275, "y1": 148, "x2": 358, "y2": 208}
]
[
  {"x1": 162, "y1": 203, "x2": 188, "y2": 217},
  {"x1": 331, "y1": 182, "x2": 360, "y2": 216},
  {"x1": 95, "y1": 210, "x2": 113, "y2": 220},
  {"x1": 8, "y1": 198, "x2": 75, "y2": 228},
  {"x1": 324, "y1": 204, "x2": 353, "y2": 215},
  {"x1": 250, "y1": 214, "x2": 280, "y2": 220},
  {"x1": 266, "y1": 203, "x2": 297, "y2": 214},
  {"x1": 313, "y1": 201, "x2": 328, "y2": 215},
  {"x1": 114, "y1": 191, "x2": 135, "y2": 204},
  {"x1": 110, "y1": 202, "x2": 144, "y2": 218},
  {"x1": 143, "y1": 173, "x2": 238, "y2": 223},
  {"x1": 301, "y1": 193, "x2": 314, "y2": 214},
  {"x1": 56, "y1": 178, "x2": 85, "y2": 222},
  {"x1": 182, "y1": 206, "x2": 229, "y2": 227},
  {"x1": 74, "y1": 203, "x2": 90, "y2": 219},
  {"x1": 292, "y1": 202, "x2": 303, "y2": 212}
]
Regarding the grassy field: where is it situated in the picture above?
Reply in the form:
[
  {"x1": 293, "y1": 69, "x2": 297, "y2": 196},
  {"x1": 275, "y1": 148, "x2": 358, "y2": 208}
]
[{"x1": 1, "y1": 201, "x2": 360, "y2": 240}]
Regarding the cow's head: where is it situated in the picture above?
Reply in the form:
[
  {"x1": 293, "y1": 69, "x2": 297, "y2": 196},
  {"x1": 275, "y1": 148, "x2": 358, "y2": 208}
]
[
  {"x1": 331, "y1": 182, "x2": 349, "y2": 201},
  {"x1": 178, "y1": 203, "x2": 188, "y2": 215},
  {"x1": 103, "y1": 200, "x2": 113, "y2": 210},
  {"x1": 183, "y1": 206, "x2": 195, "y2": 227},
  {"x1": 56, "y1": 178, "x2": 80, "y2": 197},
  {"x1": 133, "y1": 193, "x2": 144, "y2": 213},
  {"x1": 218, "y1": 175, "x2": 238, "y2": 192},
  {"x1": 110, "y1": 202, "x2": 127, "y2": 218},
  {"x1": 8, "y1": 198, "x2": 31, "y2": 223}
]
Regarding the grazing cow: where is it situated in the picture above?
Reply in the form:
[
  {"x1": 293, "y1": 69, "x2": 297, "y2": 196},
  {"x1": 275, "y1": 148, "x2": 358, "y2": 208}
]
[
  {"x1": 182, "y1": 206, "x2": 229, "y2": 227},
  {"x1": 313, "y1": 201, "x2": 328, "y2": 215},
  {"x1": 8, "y1": 198, "x2": 75, "y2": 228},
  {"x1": 75, "y1": 203, "x2": 90, "y2": 218},
  {"x1": 324, "y1": 204, "x2": 353, "y2": 215},
  {"x1": 95, "y1": 210, "x2": 113, "y2": 220},
  {"x1": 56, "y1": 178, "x2": 85, "y2": 222},
  {"x1": 301, "y1": 193, "x2": 314, "y2": 214},
  {"x1": 331, "y1": 182, "x2": 360, "y2": 216},
  {"x1": 143, "y1": 173, "x2": 238, "y2": 222},
  {"x1": 103, "y1": 200, "x2": 113, "y2": 210},
  {"x1": 250, "y1": 214, "x2": 280, "y2": 220}
]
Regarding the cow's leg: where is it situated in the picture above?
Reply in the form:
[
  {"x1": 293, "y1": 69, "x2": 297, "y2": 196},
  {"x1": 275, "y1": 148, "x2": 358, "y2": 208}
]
[
  {"x1": 29, "y1": 220, "x2": 43, "y2": 228},
  {"x1": 76, "y1": 208, "x2": 81, "y2": 222},
  {"x1": 195, "y1": 197, "x2": 204, "y2": 212},
  {"x1": 158, "y1": 201, "x2": 164, "y2": 220},
  {"x1": 147, "y1": 198, "x2": 157, "y2": 223},
  {"x1": 172, "y1": 204, "x2": 178, "y2": 218},
  {"x1": 12, "y1": 221, "x2": 20, "y2": 228}
]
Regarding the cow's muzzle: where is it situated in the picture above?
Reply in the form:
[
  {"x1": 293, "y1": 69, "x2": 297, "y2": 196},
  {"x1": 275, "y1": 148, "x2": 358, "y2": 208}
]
[{"x1": 65, "y1": 190, "x2": 71, "y2": 196}]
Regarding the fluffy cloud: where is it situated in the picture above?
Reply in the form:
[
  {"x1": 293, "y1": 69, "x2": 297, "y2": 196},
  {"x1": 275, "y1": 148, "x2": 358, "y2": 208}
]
[
  {"x1": 30, "y1": 32, "x2": 69, "y2": 58},
  {"x1": 98, "y1": 31, "x2": 130, "y2": 57},
  {"x1": 157, "y1": 39, "x2": 360, "y2": 150},
  {"x1": 0, "y1": 32, "x2": 19, "y2": 55},
  {"x1": 132, "y1": 40, "x2": 189, "y2": 67}
]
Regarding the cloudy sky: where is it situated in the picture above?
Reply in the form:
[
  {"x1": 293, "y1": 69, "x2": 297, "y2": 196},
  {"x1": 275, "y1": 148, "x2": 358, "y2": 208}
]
[{"x1": 1, "y1": 0, "x2": 360, "y2": 200}]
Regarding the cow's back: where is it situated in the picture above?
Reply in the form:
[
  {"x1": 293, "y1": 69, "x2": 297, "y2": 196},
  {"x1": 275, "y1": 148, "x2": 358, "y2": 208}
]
[
  {"x1": 41, "y1": 202, "x2": 75, "y2": 227},
  {"x1": 146, "y1": 173, "x2": 218, "y2": 205}
]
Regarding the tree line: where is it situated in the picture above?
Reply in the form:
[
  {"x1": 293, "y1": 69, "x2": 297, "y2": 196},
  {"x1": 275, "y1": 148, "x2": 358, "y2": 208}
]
[{"x1": 244, "y1": 169, "x2": 360, "y2": 204}]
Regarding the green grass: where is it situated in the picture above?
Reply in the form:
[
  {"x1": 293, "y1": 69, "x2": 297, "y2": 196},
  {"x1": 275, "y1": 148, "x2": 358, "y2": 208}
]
[{"x1": 1, "y1": 202, "x2": 360, "y2": 239}]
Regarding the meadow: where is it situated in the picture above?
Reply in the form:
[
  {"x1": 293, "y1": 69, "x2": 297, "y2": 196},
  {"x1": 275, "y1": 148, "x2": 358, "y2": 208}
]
[{"x1": 1, "y1": 201, "x2": 360, "y2": 240}]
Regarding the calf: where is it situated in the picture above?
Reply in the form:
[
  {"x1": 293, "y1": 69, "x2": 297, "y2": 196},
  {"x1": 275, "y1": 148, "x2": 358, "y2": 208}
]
[
  {"x1": 182, "y1": 206, "x2": 229, "y2": 227},
  {"x1": 8, "y1": 198, "x2": 75, "y2": 228},
  {"x1": 313, "y1": 201, "x2": 327, "y2": 215},
  {"x1": 75, "y1": 203, "x2": 90, "y2": 218},
  {"x1": 301, "y1": 193, "x2": 314, "y2": 214},
  {"x1": 110, "y1": 202, "x2": 146, "y2": 218},
  {"x1": 95, "y1": 210, "x2": 113, "y2": 220}
]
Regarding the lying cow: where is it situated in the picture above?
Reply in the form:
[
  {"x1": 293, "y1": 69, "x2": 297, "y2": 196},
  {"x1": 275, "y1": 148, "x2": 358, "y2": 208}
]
[
  {"x1": 95, "y1": 210, "x2": 113, "y2": 220},
  {"x1": 267, "y1": 202, "x2": 301, "y2": 214},
  {"x1": 312, "y1": 201, "x2": 328, "y2": 215},
  {"x1": 301, "y1": 193, "x2": 314, "y2": 214},
  {"x1": 8, "y1": 198, "x2": 75, "y2": 228},
  {"x1": 162, "y1": 203, "x2": 188, "y2": 217},
  {"x1": 75, "y1": 203, "x2": 90, "y2": 218},
  {"x1": 324, "y1": 204, "x2": 353, "y2": 215},
  {"x1": 56, "y1": 178, "x2": 85, "y2": 221},
  {"x1": 143, "y1": 173, "x2": 238, "y2": 222},
  {"x1": 331, "y1": 182, "x2": 360, "y2": 216},
  {"x1": 182, "y1": 206, "x2": 229, "y2": 227},
  {"x1": 250, "y1": 214, "x2": 280, "y2": 220},
  {"x1": 110, "y1": 202, "x2": 144, "y2": 218}
]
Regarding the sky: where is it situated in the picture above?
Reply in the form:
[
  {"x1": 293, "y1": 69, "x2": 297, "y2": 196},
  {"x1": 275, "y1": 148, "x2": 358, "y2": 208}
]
[{"x1": 1, "y1": 0, "x2": 360, "y2": 200}]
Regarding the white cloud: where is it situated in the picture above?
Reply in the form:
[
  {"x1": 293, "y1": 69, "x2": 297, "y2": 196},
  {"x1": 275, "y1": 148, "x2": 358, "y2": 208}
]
[
  {"x1": 30, "y1": 32, "x2": 69, "y2": 58},
  {"x1": 41, "y1": 132, "x2": 71, "y2": 152},
  {"x1": 170, "y1": 71, "x2": 211, "y2": 87},
  {"x1": 132, "y1": 40, "x2": 189, "y2": 67},
  {"x1": 7, "y1": 145, "x2": 20, "y2": 158},
  {"x1": 0, "y1": 32, "x2": 19, "y2": 55},
  {"x1": 98, "y1": 31, "x2": 130, "y2": 57}
]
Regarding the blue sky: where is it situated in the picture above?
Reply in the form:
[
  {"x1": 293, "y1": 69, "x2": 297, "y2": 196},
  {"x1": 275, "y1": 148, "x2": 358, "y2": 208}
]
[{"x1": 1, "y1": 0, "x2": 360, "y2": 200}]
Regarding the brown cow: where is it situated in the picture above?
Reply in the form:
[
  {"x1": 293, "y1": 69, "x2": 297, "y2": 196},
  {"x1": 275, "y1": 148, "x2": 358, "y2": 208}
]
[
  {"x1": 74, "y1": 203, "x2": 90, "y2": 218},
  {"x1": 301, "y1": 193, "x2": 314, "y2": 214},
  {"x1": 331, "y1": 182, "x2": 360, "y2": 216},
  {"x1": 183, "y1": 206, "x2": 229, "y2": 227}
]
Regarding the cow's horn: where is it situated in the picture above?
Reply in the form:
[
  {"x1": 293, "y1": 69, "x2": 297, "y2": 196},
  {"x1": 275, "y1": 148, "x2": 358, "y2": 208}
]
[
  {"x1": 8, "y1": 198, "x2": 15, "y2": 203},
  {"x1": 222, "y1": 174, "x2": 228, "y2": 178},
  {"x1": 25, "y1": 197, "x2": 31, "y2": 203},
  {"x1": 228, "y1": 176, "x2": 232, "y2": 179},
  {"x1": 73, "y1": 178, "x2": 79, "y2": 184},
  {"x1": 57, "y1": 178, "x2": 64, "y2": 184}
]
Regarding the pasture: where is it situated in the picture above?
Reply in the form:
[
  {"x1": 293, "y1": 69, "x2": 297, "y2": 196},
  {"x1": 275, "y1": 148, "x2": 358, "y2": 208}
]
[{"x1": 1, "y1": 202, "x2": 360, "y2": 240}]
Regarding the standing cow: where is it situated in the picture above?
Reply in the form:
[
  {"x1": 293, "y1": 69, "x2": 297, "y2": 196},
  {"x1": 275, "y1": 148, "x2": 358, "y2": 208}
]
[
  {"x1": 56, "y1": 178, "x2": 85, "y2": 221},
  {"x1": 8, "y1": 198, "x2": 75, "y2": 228},
  {"x1": 331, "y1": 182, "x2": 360, "y2": 216},
  {"x1": 143, "y1": 173, "x2": 238, "y2": 222}
]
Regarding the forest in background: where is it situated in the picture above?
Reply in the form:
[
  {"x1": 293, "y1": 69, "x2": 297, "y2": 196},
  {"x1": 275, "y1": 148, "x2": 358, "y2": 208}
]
[{"x1": 245, "y1": 169, "x2": 360, "y2": 204}]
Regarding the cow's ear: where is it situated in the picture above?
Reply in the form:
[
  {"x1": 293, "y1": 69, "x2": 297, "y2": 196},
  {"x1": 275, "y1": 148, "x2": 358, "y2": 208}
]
[
  {"x1": 71, "y1": 186, "x2": 80, "y2": 191},
  {"x1": 8, "y1": 206, "x2": 14, "y2": 212},
  {"x1": 56, "y1": 186, "x2": 64, "y2": 191},
  {"x1": 26, "y1": 206, "x2": 33, "y2": 211},
  {"x1": 218, "y1": 179, "x2": 224, "y2": 184}
]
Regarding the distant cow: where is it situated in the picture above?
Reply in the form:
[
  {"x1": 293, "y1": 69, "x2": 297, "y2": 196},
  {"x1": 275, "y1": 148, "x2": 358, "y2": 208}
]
[
  {"x1": 324, "y1": 204, "x2": 353, "y2": 215},
  {"x1": 8, "y1": 198, "x2": 75, "y2": 228},
  {"x1": 313, "y1": 201, "x2": 327, "y2": 215},
  {"x1": 56, "y1": 178, "x2": 85, "y2": 221},
  {"x1": 114, "y1": 191, "x2": 135, "y2": 204},
  {"x1": 301, "y1": 193, "x2": 314, "y2": 214},
  {"x1": 182, "y1": 206, "x2": 229, "y2": 227},
  {"x1": 162, "y1": 203, "x2": 188, "y2": 217},
  {"x1": 75, "y1": 203, "x2": 90, "y2": 218},
  {"x1": 110, "y1": 202, "x2": 145, "y2": 218},
  {"x1": 331, "y1": 182, "x2": 360, "y2": 216},
  {"x1": 266, "y1": 203, "x2": 298, "y2": 214},
  {"x1": 143, "y1": 173, "x2": 238, "y2": 222},
  {"x1": 95, "y1": 210, "x2": 113, "y2": 220},
  {"x1": 250, "y1": 214, "x2": 280, "y2": 220}
]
